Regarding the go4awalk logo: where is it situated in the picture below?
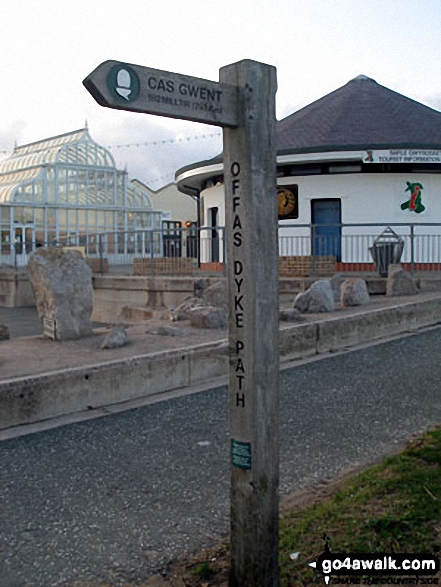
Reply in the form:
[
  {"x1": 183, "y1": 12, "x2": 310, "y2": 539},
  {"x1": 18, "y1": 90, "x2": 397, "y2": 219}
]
[
  {"x1": 401, "y1": 181, "x2": 425, "y2": 214},
  {"x1": 307, "y1": 534, "x2": 439, "y2": 585}
]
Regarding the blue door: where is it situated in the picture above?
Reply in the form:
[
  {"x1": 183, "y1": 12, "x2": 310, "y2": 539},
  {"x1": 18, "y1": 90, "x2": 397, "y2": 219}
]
[{"x1": 311, "y1": 199, "x2": 341, "y2": 261}]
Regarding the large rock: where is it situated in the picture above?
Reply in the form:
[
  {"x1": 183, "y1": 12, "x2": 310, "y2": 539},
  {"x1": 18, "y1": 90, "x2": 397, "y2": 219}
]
[
  {"x1": 188, "y1": 306, "x2": 227, "y2": 329},
  {"x1": 341, "y1": 278, "x2": 370, "y2": 307},
  {"x1": 27, "y1": 247, "x2": 93, "y2": 340},
  {"x1": 101, "y1": 326, "x2": 128, "y2": 349},
  {"x1": 387, "y1": 264, "x2": 419, "y2": 296},
  {"x1": 279, "y1": 308, "x2": 305, "y2": 322},
  {"x1": 204, "y1": 280, "x2": 227, "y2": 309},
  {"x1": 293, "y1": 279, "x2": 335, "y2": 313},
  {"x1": 330, "y1": 274, "x2": 345, "y2": 303},
  {"x1": 168, "y1": 280, "x2": 227, "y2": 321}
]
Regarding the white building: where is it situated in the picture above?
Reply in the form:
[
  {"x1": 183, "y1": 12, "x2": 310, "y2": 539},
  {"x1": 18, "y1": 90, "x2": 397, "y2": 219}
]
[{"x1": 176, "y1": 75, "x2": 441, "y2": 270}]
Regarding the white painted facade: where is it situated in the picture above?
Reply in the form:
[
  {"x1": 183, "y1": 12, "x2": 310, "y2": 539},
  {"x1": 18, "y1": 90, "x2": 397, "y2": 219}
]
[
  {"x1": 196, "y1": 165, "x2": 441, "y2": 264},
  {"x1": 176, "y1": 75, "x2": 441, "y2": 267}
]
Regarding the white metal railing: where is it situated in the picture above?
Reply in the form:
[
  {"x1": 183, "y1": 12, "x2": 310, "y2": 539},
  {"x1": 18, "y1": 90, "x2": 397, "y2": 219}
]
[{"x1": 3, "y1": 223, "x2": 441, "y2": 275}]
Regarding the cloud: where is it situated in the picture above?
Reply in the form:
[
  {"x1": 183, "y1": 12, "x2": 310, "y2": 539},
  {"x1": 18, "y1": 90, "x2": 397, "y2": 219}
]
[
  {"x1": 0, "y1": 120, "x2": 28, "y2": 154},
  {"x1": 90, "y1": 113, "x2": 222, "y2": 189}
]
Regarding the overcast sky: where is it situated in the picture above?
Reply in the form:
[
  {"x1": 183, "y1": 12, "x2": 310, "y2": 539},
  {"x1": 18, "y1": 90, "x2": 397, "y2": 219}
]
[{"x1": 1, "y1": 0, "x2": 441, "y2": 189}]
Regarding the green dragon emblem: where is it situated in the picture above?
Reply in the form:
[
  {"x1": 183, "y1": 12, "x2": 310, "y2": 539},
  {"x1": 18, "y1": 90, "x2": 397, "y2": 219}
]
[{"x1": 401, "y1": 181, "x2": 425, "y2": 214}]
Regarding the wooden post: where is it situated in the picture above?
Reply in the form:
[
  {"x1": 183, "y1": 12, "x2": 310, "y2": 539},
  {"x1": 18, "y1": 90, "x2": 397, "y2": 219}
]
[
  {"x1": 220, "y1": 60, "x2": 279, "y2": 587},
  {"x1": 84, "y1": 56, "x2": 280, "y2": 586}
]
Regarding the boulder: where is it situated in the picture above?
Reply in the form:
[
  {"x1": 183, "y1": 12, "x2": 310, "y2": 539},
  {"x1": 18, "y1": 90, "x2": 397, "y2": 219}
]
[
  {"x1": 188, "y1": 306, "x2": 227, "y2": 329},
  {"x1": 193, "y1": 279, "x2": 209, "y2": 299},
  {"x1": 341, "y1": 278, "x2": 370, "y2": 307},
  {"x1": 101, "y1": 326, "x2": 128, "y2": 349},
  {"x1": 0, "y1": 324, "x2": 10, "y2": 340},
  {"x1": 27, "y1": 247, "x2": 93, "y2": 340},
  {"x1": 293, "y1": 280, "x2": 335, "y2": 313},
  {"x1": 168, "y1": 297, "x2": 200, "y2": 321},
  {"x1": 204, "y1": 280, "x2": 227, "y2": 309},
  {"x1": 168, "y1": 281, "x2": 227, "y2": 321},
  {"x1": 279, "y1": 308, "x2": 305, "y2": 322},
  {"x1": 386, "y1": 264, "x2": 419, "y2": 296},
  {"x1": 330, "y1": 274, "x2": 345, "y2": 303}
]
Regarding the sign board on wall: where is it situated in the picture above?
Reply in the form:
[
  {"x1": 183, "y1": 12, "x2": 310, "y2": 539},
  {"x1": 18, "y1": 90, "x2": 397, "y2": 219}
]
[{"x1": 364, "y1": 149, "x2": 441, "y2": 164}]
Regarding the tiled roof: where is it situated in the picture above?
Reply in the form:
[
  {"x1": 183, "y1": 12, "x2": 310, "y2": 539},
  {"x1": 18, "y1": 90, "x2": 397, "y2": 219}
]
[{"x1": 276, "y1": 75, "x2": 441, "y2": 153}]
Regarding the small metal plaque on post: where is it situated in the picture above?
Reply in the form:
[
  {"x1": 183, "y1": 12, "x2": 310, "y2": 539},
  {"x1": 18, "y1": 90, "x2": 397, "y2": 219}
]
[{"x1": 231, "y1": 439, "x2": 252, "y2": 470}]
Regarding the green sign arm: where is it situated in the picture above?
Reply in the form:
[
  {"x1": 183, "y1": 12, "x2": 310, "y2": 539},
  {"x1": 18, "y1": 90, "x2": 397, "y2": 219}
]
[{"x1": 83, "y1": 60, "x2": 238, "y2": 128}]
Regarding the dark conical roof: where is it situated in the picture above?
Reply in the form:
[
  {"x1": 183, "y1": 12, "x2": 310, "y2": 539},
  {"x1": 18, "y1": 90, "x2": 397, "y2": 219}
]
[{"x1": 276, "y1": 75, "x2": 441, "y2": 153}]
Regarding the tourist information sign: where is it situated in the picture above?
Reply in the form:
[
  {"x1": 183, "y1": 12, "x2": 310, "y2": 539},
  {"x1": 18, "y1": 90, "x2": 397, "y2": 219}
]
[{"x1": 84, "y1": 59, "x2": 279, "y2": 586}]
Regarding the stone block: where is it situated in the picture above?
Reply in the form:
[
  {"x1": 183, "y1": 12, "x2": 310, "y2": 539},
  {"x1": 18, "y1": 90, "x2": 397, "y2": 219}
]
[
  {"x1": 101, "y1": 326, "x2": 128, "y2": 349},
  {"x1": 279, "y1": 308, "x2": 304, "y2": 322},
  {"x1": 204, "y1": 280, "x2": 227, "y2": 308},
  {"x1": 387, "y1": 265, "x2": 419, "y2": 296},
  {"x1": 330, "y1": 274, "x2": 345, "y2": 303},
  {"x1": 27, "y1": 247, "x2": 93, "y2": 340},
  {"x1": 341, "y1": 278, "x2": 370, "y2": 307},
  {"x1": 188, "y1": 306, "x2": 227, "y2": 329},
  {"x1": 293, "y1": 279, "x2": 335, "y2": 313}
]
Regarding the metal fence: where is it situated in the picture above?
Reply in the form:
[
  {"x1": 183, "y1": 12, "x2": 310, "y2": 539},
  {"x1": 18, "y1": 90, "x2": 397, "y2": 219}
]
[{"x1": 3, "y1": 223, "x2": 441, "y2": 276}]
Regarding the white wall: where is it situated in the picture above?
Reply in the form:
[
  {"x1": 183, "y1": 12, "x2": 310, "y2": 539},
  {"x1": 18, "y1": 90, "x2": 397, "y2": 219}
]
[
  {"x1": 200, "y1": 183, "x2": 225, "y2": 262},
  {"x1": 201, "y1": 172, "x2": 441, "y2": 263}
]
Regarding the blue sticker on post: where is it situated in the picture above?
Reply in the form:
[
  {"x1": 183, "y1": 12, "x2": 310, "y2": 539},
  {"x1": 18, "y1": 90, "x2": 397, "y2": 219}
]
[{"x1": 231, "y1": 439, "x2": 252, "y2": 470}]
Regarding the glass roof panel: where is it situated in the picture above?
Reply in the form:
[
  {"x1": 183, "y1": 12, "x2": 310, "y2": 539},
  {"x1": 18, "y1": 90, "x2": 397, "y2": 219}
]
[
  {"x1": 0, "y1": 168, "x2": 42, "y2": 203},
  {"x1": 127, "y1": 182, "x2": 153, "y2": 210},
  {"x1": 0, "y1": 127, "x2": 115, "y2": 175}
]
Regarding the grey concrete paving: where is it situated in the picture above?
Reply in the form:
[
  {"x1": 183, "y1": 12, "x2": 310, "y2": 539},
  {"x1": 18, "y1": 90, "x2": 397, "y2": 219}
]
[
  {"x1": 1, "y1": 326, "x2": 441, "y2": 586},
  {"x1": 0, "y1": 306, "x2": 107, "y2": 341},
  {"x1": 0, "y1": 306, "x2": 42, "y2": 338}
]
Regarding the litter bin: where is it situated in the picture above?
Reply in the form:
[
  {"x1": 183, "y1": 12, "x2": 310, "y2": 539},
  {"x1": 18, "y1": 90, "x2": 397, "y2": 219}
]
[{"x1": 369, "y1": 227, "x2": 404, "y2": 277}]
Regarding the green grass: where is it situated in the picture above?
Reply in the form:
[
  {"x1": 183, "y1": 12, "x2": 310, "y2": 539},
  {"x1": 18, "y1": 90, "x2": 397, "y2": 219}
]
[{"x1": 279, "y1": 428, "x2": 441, "y2": 586}]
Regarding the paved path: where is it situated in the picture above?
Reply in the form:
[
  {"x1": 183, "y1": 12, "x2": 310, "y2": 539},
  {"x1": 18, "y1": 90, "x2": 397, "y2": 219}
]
[
  {"x1": 0, "y1": 307, "x2": 42, "y2": 338},
  {"x1": 2, "y1": 326, "x2": 441, "y2": 586}
]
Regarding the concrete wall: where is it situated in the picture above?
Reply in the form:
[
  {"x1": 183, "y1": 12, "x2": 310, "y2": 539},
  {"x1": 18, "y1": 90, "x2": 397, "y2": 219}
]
[
  {"x1": 0, "y1": 270, "x2": 35, "y2": 307},
  {"x1": 92, "y1": 275, "x2": 219, "y2": 322},
  {"x1": 2, "y1": 294, "x2": 441, "y2": 431},
  {"x1": 0, "y1": 341, "x2": 228, "y2": 430}
]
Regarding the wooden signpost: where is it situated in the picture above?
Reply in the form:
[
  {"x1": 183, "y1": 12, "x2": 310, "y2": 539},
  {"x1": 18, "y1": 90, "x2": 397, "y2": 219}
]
[{"x1": 84, "y1": 59, "x2": 279, "y2": 586}]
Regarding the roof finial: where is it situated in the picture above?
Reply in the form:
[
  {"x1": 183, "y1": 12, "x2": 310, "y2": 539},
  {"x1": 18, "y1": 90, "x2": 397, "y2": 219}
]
[
  {"x1": 350, "y1": 74, "x2": 375, "y2": 83},
  {"x1": 84, "y1": 119, "x2": 89, "y2": 130}
]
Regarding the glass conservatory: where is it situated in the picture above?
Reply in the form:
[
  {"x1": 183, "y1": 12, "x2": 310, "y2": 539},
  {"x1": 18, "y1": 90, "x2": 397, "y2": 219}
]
[{"x1": 0, "y1": 127, "x2": 163, "y2": 266}]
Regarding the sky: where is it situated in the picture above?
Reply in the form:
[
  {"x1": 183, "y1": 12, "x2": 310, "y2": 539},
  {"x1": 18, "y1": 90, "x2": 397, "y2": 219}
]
[{"x1": 1, "y1": 0, "x2": 441, "y2": 190}]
